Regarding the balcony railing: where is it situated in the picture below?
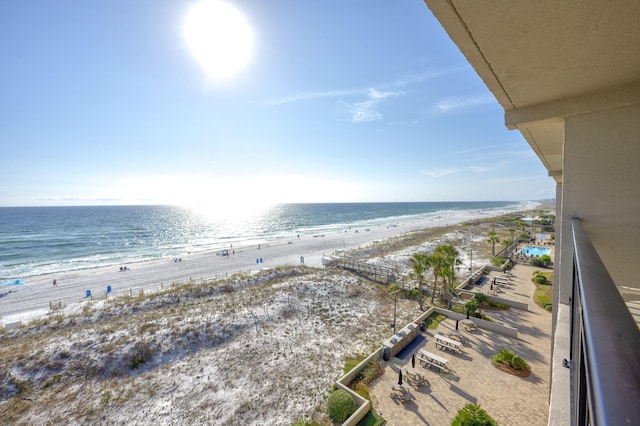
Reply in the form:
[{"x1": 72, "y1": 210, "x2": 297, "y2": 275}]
[{"x1": 570, "y1": 219, "x2": 640, "y2": 425}]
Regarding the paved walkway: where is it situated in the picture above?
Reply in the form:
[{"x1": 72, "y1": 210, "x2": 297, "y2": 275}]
[{"x1": 369, "y1": 264, "x2": 552, "y2": 425}]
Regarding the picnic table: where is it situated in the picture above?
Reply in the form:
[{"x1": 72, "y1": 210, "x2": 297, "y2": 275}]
[
  {"x1": 418, "y1": 349, "x2": 448, "y2": 372},
  {"x1": 406, "y1": 369, "x2": 428, "y2": 387},
  {"x1": 390, "y1": 384, "x2": 409, "y2": 395},
  {"x1": 460, "y1": 318, "x2": 477, "y2": 331},
  {"x1": 448, "y1": 329, "x2": 468, "y2": 343},
  {"x1": 389, "y1": 384, "x2": 413, "y2": 403},
  {"x1": 435, "y1": 334, "x2": 462, "y2": 353}
]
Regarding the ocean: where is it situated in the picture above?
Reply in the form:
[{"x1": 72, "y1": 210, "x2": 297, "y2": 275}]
[{"x1": 0, "y1": 201, "x2": 534, "y2": 280}]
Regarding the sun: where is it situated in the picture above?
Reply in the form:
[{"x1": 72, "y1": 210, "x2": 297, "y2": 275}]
[{"x1": 183, "y1": 0, "x2": 253, "y2": 79}]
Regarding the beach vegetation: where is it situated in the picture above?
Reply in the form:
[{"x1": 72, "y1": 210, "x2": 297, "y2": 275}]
[
  {"x1": 128, "y1": 341, "x2": 154, "y2": 370},
  {"x1": 326, "y1": 389, "x2": 356, "y2": 423},
  {"x1": 451, "y1": 403, "x2": 497, "y2": 426}
]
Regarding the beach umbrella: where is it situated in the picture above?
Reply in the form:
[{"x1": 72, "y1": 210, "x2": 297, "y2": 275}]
[
  {"x1": 398, "y1": 369, "x2": 403, "y2": 386},
  {"x1": 456, "y1": 320, "x2": 459, "y2": 330},
  {"x1": 412, "y1": 354, "x2": 416, "y2": 369}
]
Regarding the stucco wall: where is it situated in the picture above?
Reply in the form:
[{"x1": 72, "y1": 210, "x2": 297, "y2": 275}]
[{"x1": 560, "y1": 103, "x2": 640, "y2": 301}]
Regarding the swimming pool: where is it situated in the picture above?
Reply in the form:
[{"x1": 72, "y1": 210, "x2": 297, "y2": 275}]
[{"x1": 521, "y1": 246, "x2": 551, "y2": 257}]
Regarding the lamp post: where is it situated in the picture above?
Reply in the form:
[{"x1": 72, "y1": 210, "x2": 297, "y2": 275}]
[{"x1": 390, "y1": 289, "x2": 402, "y2": 334}]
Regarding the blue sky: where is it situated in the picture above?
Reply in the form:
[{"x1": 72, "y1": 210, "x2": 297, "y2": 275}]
[{"x1": 0, "y1": 0, "x2": 555, "y2": 207}]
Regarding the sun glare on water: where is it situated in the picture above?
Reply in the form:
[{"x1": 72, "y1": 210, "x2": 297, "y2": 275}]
[{"x1": 183, "y1": 0, "x2": 253, "y2": 79}]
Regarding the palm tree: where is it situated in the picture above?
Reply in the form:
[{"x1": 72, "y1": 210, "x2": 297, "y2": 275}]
[
  {"x1": 487, "y1": 231, "x2": 500, "y2": 257},
  {"x1": 428, "y1": 253, "x2": 447, "y2": 303},
  {"x1": 435, "y1": 244, "x2": 461, "y2": 288},
  {"x1": 515, "y1": 220, "x2": 528, "y2": 236},
  {"x1": 508, "y1": 228, "x2": 516, "y2": 243},
  {"x1": 409, "y1": 253, "x2": 430, "y2": 311}
]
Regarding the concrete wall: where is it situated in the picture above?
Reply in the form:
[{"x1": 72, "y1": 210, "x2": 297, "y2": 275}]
[{"x1": 433, "y1": 307, "x2": 518, "y2": 338}]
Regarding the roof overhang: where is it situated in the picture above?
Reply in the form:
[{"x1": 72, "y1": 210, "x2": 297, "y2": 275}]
[{"x1": 423, "y1": 0, "x2": 640, "y2": 183}]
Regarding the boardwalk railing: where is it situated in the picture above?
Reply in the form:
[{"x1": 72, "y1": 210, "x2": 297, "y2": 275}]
[{"x1": 328, "y1": 258, "x2": 395, "y2": 284}]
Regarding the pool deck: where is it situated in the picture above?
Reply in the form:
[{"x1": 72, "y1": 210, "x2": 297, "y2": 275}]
[{"x1": 369, "y1": 263, "x2": 552, "y2": 425}]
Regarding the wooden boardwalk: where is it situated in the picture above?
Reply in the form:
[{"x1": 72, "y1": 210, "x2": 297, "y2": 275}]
[{"x1": 328, "y1": 258, "x2": 395, "y2": 284}]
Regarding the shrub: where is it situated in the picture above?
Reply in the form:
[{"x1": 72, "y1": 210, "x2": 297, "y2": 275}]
[
  {"x1": 495, "y1": 348, "x2": 514, "y2": 364},
  {"x1": 129, "y1": 341, "x2": 154, "y2": 370},
  {"x1": 451, "y1": 403, "x2": 497, "y2": 426},
  {"x1": 327, "y1": 390, "x2": 356, "y2": 423},
  {"x1": 533, "y1": 274, "x2": 547, "y2": 284},
  {"x1": 473, "y1": 293, "x2": 488, "y2": 304},
  {"x1": 540, "y1": 254, "x2": 551, "y2": 263},
  {"x1": 530, "y1": 258, "x2": 545, "y2": 267},
  {"x1": 361, "y1": 360, "x2": 384, "y2": 385},
  {"x1": 510, "y1": 356, "x2": 529, "y2": 371},
  {"x1": 491, "y1": 256, "x2": 506, "y2": 267},
  {"x1": 464, "y1": 301, "x2": 479, "y2": 316},
  {"x1": 409, "y1": 288, "x2": 419, "y2": 300},
  {"x1": 354, "y1": 382, "x2": 370, "y2": 401},
  {"x1": 343, "y1": 359, "x2": 361, "y2": 374}
]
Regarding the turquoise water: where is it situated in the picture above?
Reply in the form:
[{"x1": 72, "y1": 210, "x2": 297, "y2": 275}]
[
  {"x1": 0, "y1": 201, "x2": 532, "y2": 279},
  {"x1": 521, "y1": 246, "x2": 551, "y2": 256}
]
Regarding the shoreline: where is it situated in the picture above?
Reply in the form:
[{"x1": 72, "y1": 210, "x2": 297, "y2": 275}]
[{"x1": 0, "y1": 204, "x2": 539, "y2": 325}]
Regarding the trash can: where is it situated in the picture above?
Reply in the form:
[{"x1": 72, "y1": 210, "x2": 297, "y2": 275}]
[
  {"x1": 419, "y1": 321, "x2": 426, "y2": 331},
  {"x1": 383, "y1": 346, "x2": 390, "y2": 361}
]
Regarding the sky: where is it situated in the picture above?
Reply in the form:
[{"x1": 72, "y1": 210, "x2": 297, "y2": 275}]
[{"x1": 0, "y1": 0, "x2": 555, "y2": 207}]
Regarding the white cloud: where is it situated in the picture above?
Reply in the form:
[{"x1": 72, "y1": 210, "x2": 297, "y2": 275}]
[
  {"x1": 435, "y1": 95, "x2": 494, "y2": 112},
  {"x1": 346, "y1": 100, "x2": 383, "y2": 122}
]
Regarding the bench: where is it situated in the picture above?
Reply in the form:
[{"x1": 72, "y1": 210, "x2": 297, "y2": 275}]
[
  {"x1": 419, "y1": 350, "x2": 448, "y2": 372},
  {"x1": 417, "y1": 355, "x2": 443, "y2": 372},
  {"x1": 435, "y1": 334, "x2": 462, "y2": 353}
]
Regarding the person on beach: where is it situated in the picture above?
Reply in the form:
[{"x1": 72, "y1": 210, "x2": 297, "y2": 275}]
[{"x1": 53, "y1": 279, "x2": 57, "y2": 287}]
